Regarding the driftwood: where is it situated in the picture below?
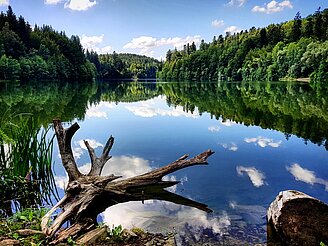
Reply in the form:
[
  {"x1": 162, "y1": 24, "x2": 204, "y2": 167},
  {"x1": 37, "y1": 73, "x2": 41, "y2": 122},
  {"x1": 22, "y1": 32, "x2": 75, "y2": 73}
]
[{"x1": 41, "y1": 119, "x2": 214, "y2": 244}]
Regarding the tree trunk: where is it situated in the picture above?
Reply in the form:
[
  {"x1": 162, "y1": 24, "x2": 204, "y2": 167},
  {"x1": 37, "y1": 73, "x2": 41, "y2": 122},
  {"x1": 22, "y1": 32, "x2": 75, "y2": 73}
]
[{"x1": 42, "y1": 119, "x2": 214, "y2": 244}]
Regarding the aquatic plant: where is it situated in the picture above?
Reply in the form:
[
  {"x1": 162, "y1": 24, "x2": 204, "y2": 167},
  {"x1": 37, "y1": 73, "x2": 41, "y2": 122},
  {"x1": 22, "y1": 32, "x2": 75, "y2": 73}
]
[{"x1": 0, "y1": 114, "x2": 58, "y2": 216}]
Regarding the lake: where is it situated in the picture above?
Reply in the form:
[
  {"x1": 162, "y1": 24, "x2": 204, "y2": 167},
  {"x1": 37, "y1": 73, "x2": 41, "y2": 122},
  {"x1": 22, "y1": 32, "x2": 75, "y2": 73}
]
[{"x1": 1, "y1": 81, "x2": 327, "y2": 245}]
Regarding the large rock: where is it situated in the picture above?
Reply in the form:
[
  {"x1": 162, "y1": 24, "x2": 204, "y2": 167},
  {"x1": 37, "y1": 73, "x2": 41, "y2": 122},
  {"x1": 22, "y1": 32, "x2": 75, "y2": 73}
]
[{"x1": 267, "y1": 190, "x2": 328, "y2": 245}]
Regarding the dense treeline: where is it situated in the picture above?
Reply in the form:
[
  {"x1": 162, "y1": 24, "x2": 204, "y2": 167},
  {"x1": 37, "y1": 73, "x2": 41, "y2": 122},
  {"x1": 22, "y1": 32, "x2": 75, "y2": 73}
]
[
  {"x1": 158, "y1": 8, "x2": 328, "y2": 87},
  {"x1": 1, "y1": 81, "x2": 327, "y2": 149},
  {"x1": 0, "y1": 6, "x2": 161, "y2": 82},
  {"x1": 86, "y1": 51, "x2": 162, "y2": 80},
  {"x1": 0, "y1": 6, "x2": 96, "y2": 81},
  {"x1": 158, "y1": 82, "x2": 328, "y2": 149}
]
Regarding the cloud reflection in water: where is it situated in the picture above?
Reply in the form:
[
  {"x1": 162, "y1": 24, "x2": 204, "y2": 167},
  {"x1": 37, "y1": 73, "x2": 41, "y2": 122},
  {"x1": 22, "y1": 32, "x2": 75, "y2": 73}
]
[
  {"x1": 244, "y1": 136, "x2": 282, "y2": 148},
  {"x1": 125, "y1": 97, "x2": 199, "y2": 118},
  {"x1": 236, "y1": 166, "x2": 267, "y2": 187},
  {"x1": 219, "y1": 142, "x2": 238, "y2": 152},
  {"x1": 287, "y1": 163, "x2": 328, "y2": 191},
  {"x1": 86, "y1": 102, "x2": 116, "y2": 119},
  {"x1": 102, "y1": 201, "x2": 230, "y2": 235}
]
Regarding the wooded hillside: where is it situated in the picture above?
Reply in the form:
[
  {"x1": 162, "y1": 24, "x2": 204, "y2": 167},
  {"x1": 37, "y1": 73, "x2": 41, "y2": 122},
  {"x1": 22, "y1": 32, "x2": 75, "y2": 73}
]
[
  {"x1": 158, "y1": 8, "x2": 328, "y2": 88},
  {"x1": 0, "y1": 6, "x2": 97, "y2": 81}
]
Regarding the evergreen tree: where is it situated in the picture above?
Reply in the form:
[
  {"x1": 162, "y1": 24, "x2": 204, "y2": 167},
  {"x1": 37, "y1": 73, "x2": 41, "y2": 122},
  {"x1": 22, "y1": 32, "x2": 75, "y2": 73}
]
[
  {"x1": 291, "y1": 12, "x2": 302, "y2": 42},
  {"x1": 314, "y1": 7, "x2": 323, "y2": 39},
  {"x1": 259, "y1": 28, "x2": 268, "y2": 47}
]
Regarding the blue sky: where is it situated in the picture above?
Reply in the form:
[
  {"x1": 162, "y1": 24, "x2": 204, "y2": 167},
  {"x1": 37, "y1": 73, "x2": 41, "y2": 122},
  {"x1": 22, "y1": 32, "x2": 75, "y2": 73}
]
[{"x1": 0, "y1": 0, "x2": 327, "y2": 60}]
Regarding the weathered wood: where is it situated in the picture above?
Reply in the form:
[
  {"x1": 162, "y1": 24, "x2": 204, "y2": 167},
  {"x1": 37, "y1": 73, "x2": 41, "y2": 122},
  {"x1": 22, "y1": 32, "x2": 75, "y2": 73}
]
[
  {"x1": 53, "y1": 119, "x2": 81, "y2": 182},
  {"x1": 267, "y1": 190, "x2": 328, "y2": 245},
  {"x1": 86, "y1": 136, "x2": 114, "y2": 176},
  {"x1": 42, "y1": 120, "x2": 214, "y2": 244}
]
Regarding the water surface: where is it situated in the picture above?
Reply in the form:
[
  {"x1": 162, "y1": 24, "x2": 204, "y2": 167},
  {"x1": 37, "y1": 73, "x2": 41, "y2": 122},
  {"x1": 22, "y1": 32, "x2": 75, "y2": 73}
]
[{"x1": 1, "y1": 81, "x2": 327, "y2": 245}]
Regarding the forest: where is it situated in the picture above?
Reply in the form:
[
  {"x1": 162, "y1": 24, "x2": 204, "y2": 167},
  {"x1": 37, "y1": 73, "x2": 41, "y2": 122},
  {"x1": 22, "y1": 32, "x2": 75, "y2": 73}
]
[
  {"x1": 0, "y1": 6, "x2": 97, "y2": 81},
  {"x1": 0, "y1": 6, "x2": 161, "y2": 82},
  {"x1": 157, "y1": 8, "x2": 328, "y2": 88},
  {"x1": 86, "y1": 51, "x2": 162, "y2": 80}
]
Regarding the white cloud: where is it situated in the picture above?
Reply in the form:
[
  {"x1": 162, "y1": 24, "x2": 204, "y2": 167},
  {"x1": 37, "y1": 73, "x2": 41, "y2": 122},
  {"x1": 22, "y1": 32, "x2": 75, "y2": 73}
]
[
  {"x1": 0, "y1": 0, "x2": 9, "y2": 6},
  {"x1": 229, "y1": 144, "x2": 238, "y2": 152},
  {"x1": 219, "y1": 142, "x2": 238, "y2": 152},
  {"x1": 140, "y1": 48, "x2": 155, "y2": 57},
  {"x1": 208, "y1": 125, "x2": 220, "y2": 132},
  {"x1": 54, "y1": 175, "x2": 68, "y2": 190},
  {"x1": 123, "y1": 35, "x2": 201, "y2": 57},
  {"x1": 81, "y1": 34, "x2": 104, "y2": 50},
  {"x1": 58, "y1": 138, "x2": 104, "y2": 162},
  {"x1": 72, "y1": 147, "x2": 84, "y2": 159},
  {"x1": 211, "y1": 19, "x2": 225, "y2": 28},
  {"x1": 287, "y1": 163, "x2": 328, "y2": 191},
  {"x1": 44, "y1": 0, "x2": 63, "y2": 5},
  {"x1": 102, "y1": 201, "x2": 230, "y2": 236},
  {"x1": 123, "y1": 36, "x2": 157, "y2": 50},
  {"x1": 55, "y1": 155, "x2": 152, "y2": 190},
  {"x1": 252, "y1": 0, "x2": 293, "y2": 14},
  {"x1": 126, "y1": 105, "x2": 157, "y2": 117},
  {"x1": 125, "y1": 97, "x2": 199, "y2": 119},
  {"x1": 102, "y1": 155, "x2": 152, "y2": 178},
  {"x1": 64, "y1": 0, "x2": 97, "y2": 11},
  {"x1": 224, "y1": 26, "x2": 242, "y2": 34},
  {"x1": 237, "y1": 166, "x2": 266, "y2": 187},
  {"x1": 86, "y1": 102, "x2": 116, "y2": 119},
  {"x1": 100, "y1": 45, "x2": 113, "y2": 53},
  {"x1": 226, "y1": 0, "x2": 246, "y2": 7},
  {"x1": 126, "y1": 105, "x2": 199, "y2": 118},
  {"x1": 75, "y1": 139, "x2": 104, "y2": 150},
  {"x1": 80, "y1": 34, "x2": 113, "y2": 53},
  {"x1": 86, "y1": 108, "x2": 108, "y2": 118},
  {"x1": 220, "y1": 119, "x2": 236, "y2": 127},
  {"x1": 244, "y1": 136, "x2": 282, "y2": 148}
]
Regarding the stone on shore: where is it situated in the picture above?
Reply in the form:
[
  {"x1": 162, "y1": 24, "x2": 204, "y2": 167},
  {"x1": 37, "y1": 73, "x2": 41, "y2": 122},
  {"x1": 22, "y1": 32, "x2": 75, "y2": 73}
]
[{"x1": 267, "y1": 190, "x2": 328, "y2": 245}]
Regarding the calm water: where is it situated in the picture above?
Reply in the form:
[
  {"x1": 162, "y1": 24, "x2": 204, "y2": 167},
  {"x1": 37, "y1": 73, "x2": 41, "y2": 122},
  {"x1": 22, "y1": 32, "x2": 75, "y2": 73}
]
[{"x1": 1, "y1": 81, "x2": 327, "y2": 245}]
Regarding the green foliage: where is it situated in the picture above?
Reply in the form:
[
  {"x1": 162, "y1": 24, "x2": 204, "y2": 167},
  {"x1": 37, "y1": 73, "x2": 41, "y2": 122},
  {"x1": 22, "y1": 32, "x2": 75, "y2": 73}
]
[
  {"x1": 0, "y1": 6, "x2": 96, "y2": 81},
  {"x1": 108, "y1": 224, "x2": 123, "y2": 241},
  {"x1": 0, "y1": 208, "x2": 48, "y2": 245},
  {"x1": 67, "y1": 236, "x2": 77, "y2": 246},
  {"x1": 158, "y1": 8, "x2": 328, "y2": 89},
  {"x1": 0, "y1": 54, "x2": 21, "y2": 80},
  {"x1": 94, "y1": 52, "x2": 162, "y2": 80},
  {"x1": 8, "y1": 208, "x2": 48, "y2": 225}
]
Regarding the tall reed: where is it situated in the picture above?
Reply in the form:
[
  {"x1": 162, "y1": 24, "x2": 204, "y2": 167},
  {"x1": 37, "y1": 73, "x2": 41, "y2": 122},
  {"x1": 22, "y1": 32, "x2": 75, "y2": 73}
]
[{"x1": 0, "y1": 114, "x2": 58, "y2": 216}]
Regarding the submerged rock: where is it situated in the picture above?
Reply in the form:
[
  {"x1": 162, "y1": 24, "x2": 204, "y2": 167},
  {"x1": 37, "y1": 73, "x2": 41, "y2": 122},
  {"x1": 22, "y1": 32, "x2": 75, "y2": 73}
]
[{"x1": 267, "y1": 190, "x2": 328, "y2": 245}]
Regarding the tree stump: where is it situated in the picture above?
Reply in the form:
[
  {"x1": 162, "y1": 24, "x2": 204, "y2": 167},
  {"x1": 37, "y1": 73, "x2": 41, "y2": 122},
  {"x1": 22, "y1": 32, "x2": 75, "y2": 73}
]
[
  {"x1": 267, "y1": 190, "x2": 328, "y2": 245},
  {"x1": 41, "y1": 119, "x2": 214, "y2": 244}
]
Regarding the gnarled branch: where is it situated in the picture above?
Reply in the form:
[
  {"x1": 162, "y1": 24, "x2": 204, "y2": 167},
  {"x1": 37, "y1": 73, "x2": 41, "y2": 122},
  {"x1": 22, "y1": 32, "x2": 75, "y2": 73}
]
[
  {"x1": 86, "y1": 136, "x2": 114, "y2": 176},
  {"x1": 53, "y1": 119, "x2": 81, "y2": 182},
  {"x1": 43, "y1": 120, "x2": 214, "y2": 244}
]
